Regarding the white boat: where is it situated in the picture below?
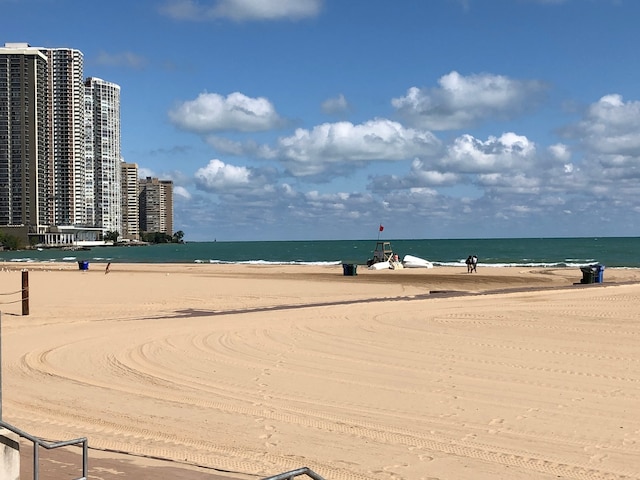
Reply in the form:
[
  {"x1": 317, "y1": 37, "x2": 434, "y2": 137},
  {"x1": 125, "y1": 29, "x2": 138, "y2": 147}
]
[
  {"x1": 402, "y1": 254, "x2": 433, "y2": 269},
  {"x1": 368, "y1": 260, "x2": 390, "y2": 270}
]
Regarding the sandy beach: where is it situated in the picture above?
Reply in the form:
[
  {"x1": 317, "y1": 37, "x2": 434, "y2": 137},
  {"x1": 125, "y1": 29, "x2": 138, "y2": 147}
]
[{"x1": 1, "y1": 262, "x2": 640, "y2": 480}]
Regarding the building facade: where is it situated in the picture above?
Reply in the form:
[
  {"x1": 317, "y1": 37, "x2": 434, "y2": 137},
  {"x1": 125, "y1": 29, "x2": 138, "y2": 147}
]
[
  {"x1": 139, "y1": 177, "x2": 173, "y2": 236},
  {"x1": 85, "y1": 77, "x2": 121, "y2": 235},
  {"x1": 0, "y1": 42, "x2": 177, "y2": 247},
  {"x1": 0, "y1": 43, "x2": 50, "y2": 232},
  {"x1": 120, "y1": 162, "x2": 139, "y2": 240},
  {"x1": 45, "y1": 47, "x2": 85, "y2": 227}
]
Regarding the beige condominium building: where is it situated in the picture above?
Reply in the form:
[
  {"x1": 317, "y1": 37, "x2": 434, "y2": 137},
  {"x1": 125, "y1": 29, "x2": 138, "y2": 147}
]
[
  {"x1": 139, "y1": 177, "x2": 173, "y2": 237},
  {"x1": 121, "y1": 162, "x2": 140, "y2": 240}
]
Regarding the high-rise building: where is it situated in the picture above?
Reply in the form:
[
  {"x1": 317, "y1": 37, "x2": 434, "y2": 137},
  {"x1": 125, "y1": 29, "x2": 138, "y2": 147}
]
[
  {"x1": 85, "y1": 77, "x2": 121, "y2": 235},
  {"x1": 44, "y1": 47, "x2": 85, "y2": 227},
  {"x1": 121, "y1": 162, "x2": 139, "y2": 240},
  {"x1": 0, "y1": 42, "x2": 142, "y2": 246},
  {"x1": 139, "y1": 177, "x2": 173, "y2": 236},
  {"x1": 0, "y1": 43, "x2": 50, "y2": 232}
]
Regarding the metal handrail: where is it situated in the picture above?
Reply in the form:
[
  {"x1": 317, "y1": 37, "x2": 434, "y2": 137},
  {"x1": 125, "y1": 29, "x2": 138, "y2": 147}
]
[
  {"x1": 0, "y1": 419, "x2": 88, "y2": 480},
  {"x1": 262, "y1": 467, "x2": 326, "y2": 480}
]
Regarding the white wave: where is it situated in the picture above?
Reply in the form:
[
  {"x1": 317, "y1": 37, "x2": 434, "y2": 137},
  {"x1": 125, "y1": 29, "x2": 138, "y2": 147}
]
[{"x1": 204, "y1": 259, "x2": 342, "y2": 266}]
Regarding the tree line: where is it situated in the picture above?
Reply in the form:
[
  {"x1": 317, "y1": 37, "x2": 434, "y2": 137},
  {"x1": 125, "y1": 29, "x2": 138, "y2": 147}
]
[{"x1": 104, "y1": 230, "x2": 185, "y2": 244}]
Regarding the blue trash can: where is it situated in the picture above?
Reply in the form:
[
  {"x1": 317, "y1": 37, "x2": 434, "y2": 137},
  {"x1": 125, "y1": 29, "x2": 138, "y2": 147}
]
[
  {"x1": 595, "y1": 264, "x2": 605, "y2": 283},
  {"x1": 78, "y1": 260, "x2": 89, "y2": 271}
]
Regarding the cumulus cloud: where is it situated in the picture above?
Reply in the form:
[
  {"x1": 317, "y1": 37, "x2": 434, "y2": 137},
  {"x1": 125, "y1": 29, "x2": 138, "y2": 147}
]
[
  {"x1": 548, "y1": 143, "x2": 571, "y2": 162},
  {"x1": 392, "y1": 71, "x2": 547, "y2": 130},
  {"x1": 367, "y1": 131, "x2": 547, "y2": 199},
  {"x1": 439, "y1": 132, "x2": 536, "y2": 172},
  {"x1": 264, "y1": 119, "x2": 442, "y2": 178},
  {"x1": 368, "y1": 163, "x2": 458, "y2": 193},
  {"x1": 169, "y1": 92, "x2": 284, "y2": 133},
  {"x1": 410, "y1": 161, "x2": 460, "y2": 186},
  {"x1": 159, "y1": 0, "x2": 322, "y2": 21},
  {"x1": 195, "y1": 159, "x2": 257, "y2": 193},
  {"x1": 571, "y1": 94, "x2": 640, "y2": 155},
  {"x1": 173, "y1": 185, "x2": 192, "y2": 200},
  {"x1": 321, "y1": 94, "x2": 350, "y2": 115}
]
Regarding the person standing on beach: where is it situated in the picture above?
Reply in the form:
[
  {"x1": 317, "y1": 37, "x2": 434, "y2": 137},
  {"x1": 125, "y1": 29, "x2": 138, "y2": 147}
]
[
  {"x1": 471, "y1": 255, "x2": 478, "y2": 273},
  {"x1": 465, "y1": 255, "x2": 472, "y2": 273}
]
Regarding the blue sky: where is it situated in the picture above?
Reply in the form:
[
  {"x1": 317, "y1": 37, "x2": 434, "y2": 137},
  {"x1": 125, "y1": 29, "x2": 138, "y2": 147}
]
[{"x1": 4, "y1": 0, "x2": 640, "y2": 241}]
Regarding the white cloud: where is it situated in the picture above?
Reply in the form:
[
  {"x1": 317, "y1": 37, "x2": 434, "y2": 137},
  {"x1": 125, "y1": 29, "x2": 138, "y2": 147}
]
[
  {"x1": 321, "y1": 94, "x2": 350, "y2": 115},
  {"x1": 171, "y1": 88, "x2": 640, "y2": 240},
  {"x1": 169, "y1": 92, "x2": 283, "y2": 133},
  {"x1": 392, "y1": 71, "x2": 546, "y2": 130},
  {"x1": 173, "y1": 185, "x2": 192, "y2": 200},
  {"x1": 194, "y1": 159, "x2": 252, "y2": 191},
  {"x1": 159, "y1": 0, "x2": 322, "y2": 21},
  {"x1": 573, "y1": 94, "x2": 640, "y2": 155},
  {"x1": 548, "y1": 143, "x2": 571, "y2": 162},
  {"x1": 440, "y1": 132, "x2": 536, "y2": 172},
  {"x1": 410, "y1": 164, "x2": 460, "y2": 186},
  {"x1": 267, "y1": 119, "x2": 442, "y2": 177}
]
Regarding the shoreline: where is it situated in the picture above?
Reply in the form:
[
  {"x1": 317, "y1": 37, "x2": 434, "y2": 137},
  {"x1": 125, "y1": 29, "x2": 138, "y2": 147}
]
[{"x1": 3, "y1": 261, "x2": 640, "y2": 292}]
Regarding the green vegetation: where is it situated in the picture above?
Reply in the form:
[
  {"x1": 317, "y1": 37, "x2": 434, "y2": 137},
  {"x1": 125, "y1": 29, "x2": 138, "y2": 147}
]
[
  {"x1": 103, "y1": 230, "x2": 120, "y2": 242},
  {"x1": 0, "y1": 232, "x2": 24, "y2": 250},
  {"x1": 141, "y1": 230, "x2": 185, "y2": 244}
]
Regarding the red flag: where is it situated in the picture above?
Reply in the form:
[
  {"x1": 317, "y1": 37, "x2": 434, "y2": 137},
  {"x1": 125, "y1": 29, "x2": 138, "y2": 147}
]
[{"x1": 379, "y1": 225, "x2": 384, "y2": 232}]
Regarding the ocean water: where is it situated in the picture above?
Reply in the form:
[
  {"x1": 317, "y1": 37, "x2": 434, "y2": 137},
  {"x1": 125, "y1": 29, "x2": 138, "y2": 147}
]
[{"x1": 0, "y1": 237, "x2": 639, "y2": 268}]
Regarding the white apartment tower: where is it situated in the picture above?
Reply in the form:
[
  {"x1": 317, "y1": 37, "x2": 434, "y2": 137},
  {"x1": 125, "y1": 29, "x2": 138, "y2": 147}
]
[
  {"x1": 121, "y1": 162, "x2": 140, "y2": 240},
  {"x1": 85, "y1": 77, "x2": 121, "y2": 235},
  {"x1": 44, "y1": 47, "x2": 86, "y2": 226}
]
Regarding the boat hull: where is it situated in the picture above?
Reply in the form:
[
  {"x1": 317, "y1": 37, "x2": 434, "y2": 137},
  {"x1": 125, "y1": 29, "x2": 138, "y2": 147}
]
[{"x1": 402, "y1": 254, "x2": 433, "y2": 268}]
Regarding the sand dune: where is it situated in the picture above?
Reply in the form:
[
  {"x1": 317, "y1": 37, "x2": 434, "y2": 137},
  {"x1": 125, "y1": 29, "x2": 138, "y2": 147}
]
[{"x1": 1, "y1": 263, "x2": 640, "y2": 480}]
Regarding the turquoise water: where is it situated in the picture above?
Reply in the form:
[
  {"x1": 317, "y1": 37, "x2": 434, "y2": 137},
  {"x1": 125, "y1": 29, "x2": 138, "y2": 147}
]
[{"x1": 1, "y1": 237, "x2": 638, "y2": 268}]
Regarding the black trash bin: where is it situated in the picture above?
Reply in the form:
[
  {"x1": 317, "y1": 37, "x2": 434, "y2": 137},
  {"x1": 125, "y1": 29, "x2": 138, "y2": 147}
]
[
  {"x1": 580, "y1": 266, "x2": 595, "y2": 284},
  {"x1": 342, "y1": 263, "x2": 357, "y2": 276},
  {"x1": 78, "y1": 260, "x2": 89, "y2": 271}
]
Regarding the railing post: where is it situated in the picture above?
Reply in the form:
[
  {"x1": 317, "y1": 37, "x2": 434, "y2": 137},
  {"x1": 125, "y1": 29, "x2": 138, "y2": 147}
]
[
  {"x1": 22, "y1": 270, "x2": 29, "y2": 316},
  {"x1": 34, "y1": 440, "x2": 39, "y2": 480},
  {"x1": 83, "y1": 439, "x2": 88, "y2": 479}
]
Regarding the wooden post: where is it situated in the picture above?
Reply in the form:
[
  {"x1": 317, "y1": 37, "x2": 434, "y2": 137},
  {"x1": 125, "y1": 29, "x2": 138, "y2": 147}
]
[{"x1": 21, "y1": 271, "x2": 29, "y2": 316}]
